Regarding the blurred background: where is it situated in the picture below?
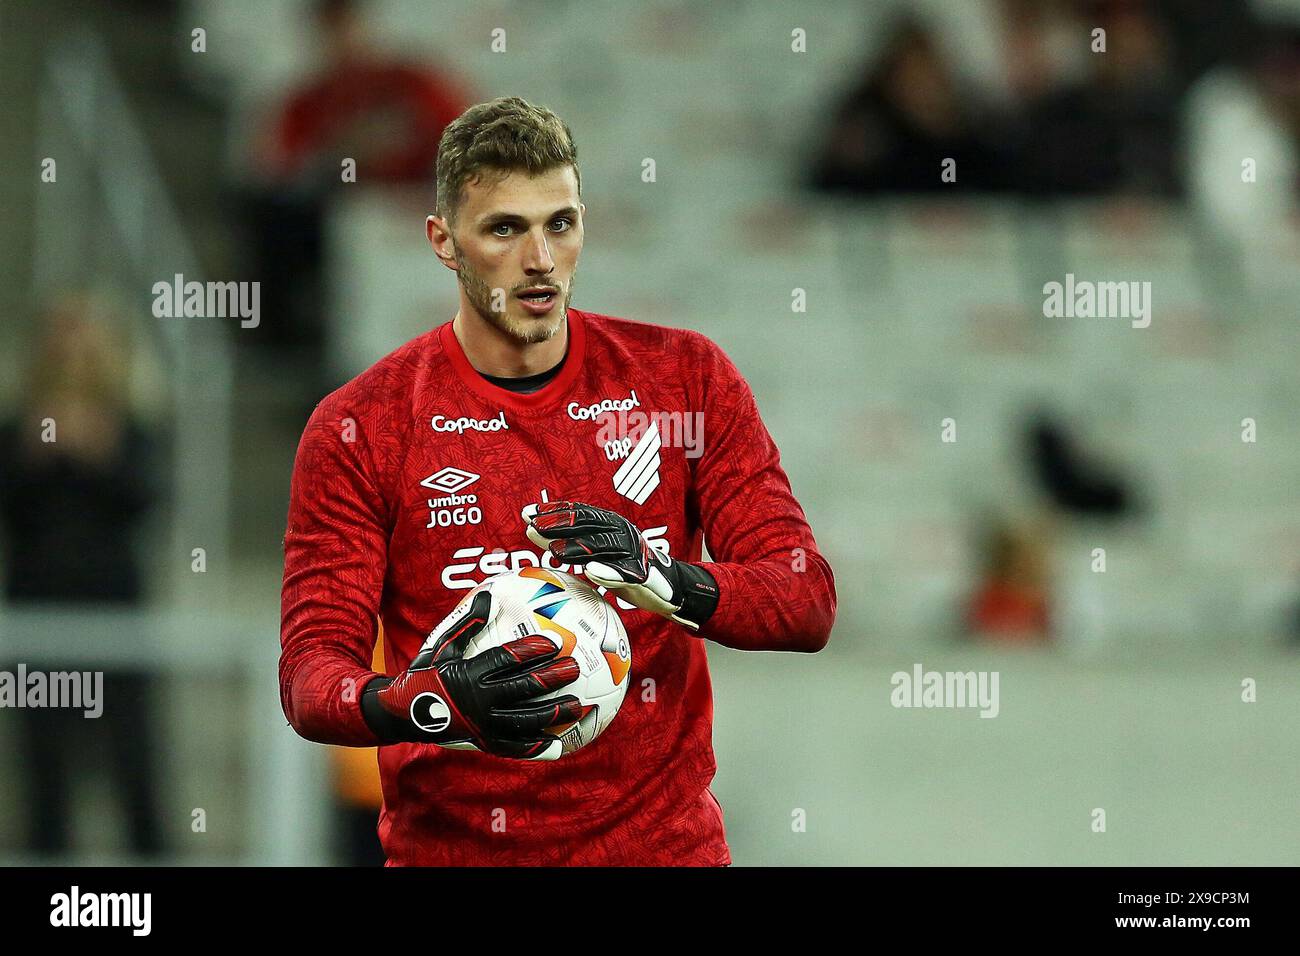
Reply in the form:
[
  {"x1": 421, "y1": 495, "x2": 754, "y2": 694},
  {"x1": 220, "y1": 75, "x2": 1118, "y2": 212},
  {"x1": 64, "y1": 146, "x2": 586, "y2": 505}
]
[{"x1": 1, "y1": 0, "x2": 1298, "y2": 865}]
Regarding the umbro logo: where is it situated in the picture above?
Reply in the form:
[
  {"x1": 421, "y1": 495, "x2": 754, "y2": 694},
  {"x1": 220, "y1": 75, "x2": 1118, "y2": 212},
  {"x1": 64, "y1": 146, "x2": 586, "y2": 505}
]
[{"x1": 421, "y1": 467, "x2": 480, "y2": 494}]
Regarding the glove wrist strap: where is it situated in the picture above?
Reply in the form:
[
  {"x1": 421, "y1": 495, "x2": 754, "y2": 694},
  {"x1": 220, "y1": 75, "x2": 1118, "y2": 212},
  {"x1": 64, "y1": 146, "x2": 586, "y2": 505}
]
[
  {"x1": 360, "y1": 676, "x2": 422, "y2": 744},
  {"x1": 670, "y1": 561, "x2": 721, "y2": 632}
]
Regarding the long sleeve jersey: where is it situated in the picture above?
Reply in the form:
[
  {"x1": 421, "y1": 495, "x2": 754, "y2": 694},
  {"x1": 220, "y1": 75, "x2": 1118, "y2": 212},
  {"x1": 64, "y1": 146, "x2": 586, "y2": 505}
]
[{"x1": 280, "y1": 307, "x2": 837, "y2": 865}]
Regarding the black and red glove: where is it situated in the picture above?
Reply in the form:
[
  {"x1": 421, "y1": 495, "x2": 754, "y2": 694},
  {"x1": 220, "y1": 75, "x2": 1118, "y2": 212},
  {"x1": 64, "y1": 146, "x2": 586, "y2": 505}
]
[
  {"x1": 361, "y1": 589, "x2": 582, "y2": 760},
  {"x1": 521, "y1": 500, "x2": 720, "y2": 632}
]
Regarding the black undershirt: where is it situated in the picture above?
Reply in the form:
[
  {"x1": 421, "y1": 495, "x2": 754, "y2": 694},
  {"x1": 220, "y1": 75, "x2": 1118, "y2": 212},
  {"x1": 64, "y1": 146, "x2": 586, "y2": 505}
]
[{"x1": 479, "y1": 342, "x2": 568, "y2": 394}]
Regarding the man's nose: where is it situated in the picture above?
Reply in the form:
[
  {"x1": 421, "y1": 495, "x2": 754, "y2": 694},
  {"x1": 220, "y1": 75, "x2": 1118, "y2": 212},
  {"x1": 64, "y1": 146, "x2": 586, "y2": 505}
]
[{"x1": 522, "y1": 228, "x2": 555, "y2": 276}]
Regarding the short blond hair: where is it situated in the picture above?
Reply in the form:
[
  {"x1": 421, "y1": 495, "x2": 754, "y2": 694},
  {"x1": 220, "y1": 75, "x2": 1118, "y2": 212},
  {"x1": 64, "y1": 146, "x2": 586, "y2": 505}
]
[{"x1": 435, "y1": 96, "x2": 580, "y2": 224}]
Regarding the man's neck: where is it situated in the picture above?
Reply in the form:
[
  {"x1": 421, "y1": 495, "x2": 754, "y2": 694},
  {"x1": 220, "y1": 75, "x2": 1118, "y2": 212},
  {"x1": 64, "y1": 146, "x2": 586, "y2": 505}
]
[{"x1": 451, "y1": 309, "x2": 568, "y2": 378}]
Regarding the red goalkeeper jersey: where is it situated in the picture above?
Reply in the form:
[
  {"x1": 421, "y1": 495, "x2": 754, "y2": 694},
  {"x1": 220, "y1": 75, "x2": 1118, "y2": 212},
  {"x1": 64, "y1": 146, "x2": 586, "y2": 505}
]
[{"x1": 280, "y1": 307, "x2": 837, "y2": 866}]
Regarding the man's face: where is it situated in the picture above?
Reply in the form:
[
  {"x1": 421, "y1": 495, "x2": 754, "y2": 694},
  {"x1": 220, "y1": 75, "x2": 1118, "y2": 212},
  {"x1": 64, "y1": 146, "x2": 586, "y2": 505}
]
[{"x1": 429, "y1": 165, "x2": 583, "y2": 344}]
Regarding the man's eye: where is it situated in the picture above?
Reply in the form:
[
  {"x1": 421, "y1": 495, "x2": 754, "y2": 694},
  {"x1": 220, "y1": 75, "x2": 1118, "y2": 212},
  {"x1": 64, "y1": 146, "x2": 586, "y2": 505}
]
[
  {"x1": 491, "y1": 224, "x2": 514, "y2": 237},
  {"x1": 549, "y1": 218, "x2": 571, "y2": 232}
]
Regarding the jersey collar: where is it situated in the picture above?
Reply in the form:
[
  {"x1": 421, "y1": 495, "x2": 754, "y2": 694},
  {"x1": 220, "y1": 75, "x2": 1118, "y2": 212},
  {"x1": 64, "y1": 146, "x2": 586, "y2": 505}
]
[{"x1": 438, "y1": 307, "x2": 587, "y2": 415}]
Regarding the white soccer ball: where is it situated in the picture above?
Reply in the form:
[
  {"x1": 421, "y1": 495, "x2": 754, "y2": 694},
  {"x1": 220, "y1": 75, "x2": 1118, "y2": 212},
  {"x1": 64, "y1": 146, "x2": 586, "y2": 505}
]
[{"x1": 453, "y1": 567, "x2": 631, "y2": 757}]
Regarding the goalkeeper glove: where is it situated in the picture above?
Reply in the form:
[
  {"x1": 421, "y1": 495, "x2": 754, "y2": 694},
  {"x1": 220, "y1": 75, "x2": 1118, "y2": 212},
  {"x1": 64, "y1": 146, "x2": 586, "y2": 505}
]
[
  {"x1": 521, "y1": 500, "x2": 719, "y2": 632},
  {"x1": 361, "y1": 589, "x2": 583, "y2": 760}
]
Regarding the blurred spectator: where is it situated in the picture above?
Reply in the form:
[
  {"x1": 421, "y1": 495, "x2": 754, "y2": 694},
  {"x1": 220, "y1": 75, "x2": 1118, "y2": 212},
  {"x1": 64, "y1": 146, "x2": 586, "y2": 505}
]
[
  {"x1": 1011, "y1": 0, "x2": 1184, "y2": 197},
  {"x1": 995, "y1": 0, "x2": 1090, "y2": 108},
  {"x1": 254, "y1": 0, "x2": 468, "y2": 185},
  {"x1": 994, "y1": 0, "x2": 1254, "y2": 101},
  {"x1": 1159, "y1": 0, "x2": 1258, "y2": 85},
  {"x1": 1186, "y1": 17, "x2": 1300, "y2": 249},
  {"x1": 240, "y1": 0, "x2": 470, "y2": 369},
  {"x1": 965, "y1": 518, "x2": 1053, "y2": 644},
  {"x1": 809, "y1": 17, "x2": 1014, "y2": 194},
  {"x1": 0, "y1": 294, "x2": 166, "y2": 858},
  {"x1": 1025, "y1": 409, "x2": 1140, "y2": 518}
]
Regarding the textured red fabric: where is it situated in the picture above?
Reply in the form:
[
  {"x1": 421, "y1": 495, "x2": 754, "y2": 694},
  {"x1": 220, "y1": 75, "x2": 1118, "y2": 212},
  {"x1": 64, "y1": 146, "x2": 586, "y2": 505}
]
[{"x1": 280, "y1": 308, "x2": 836, "y2": 865}]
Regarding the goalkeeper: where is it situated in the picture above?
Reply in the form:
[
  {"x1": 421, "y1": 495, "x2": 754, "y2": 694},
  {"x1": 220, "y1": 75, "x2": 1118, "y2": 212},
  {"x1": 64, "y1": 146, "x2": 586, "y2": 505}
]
[{"x1": 280, "y1": 97, "x2": 837, "y2": 866}]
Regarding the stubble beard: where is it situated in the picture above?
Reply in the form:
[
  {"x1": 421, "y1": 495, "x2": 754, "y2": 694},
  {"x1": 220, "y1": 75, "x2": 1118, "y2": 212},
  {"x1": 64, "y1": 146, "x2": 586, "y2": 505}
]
[{"x1": 455, "y1": 246, "x2": 575, "y2": 345}]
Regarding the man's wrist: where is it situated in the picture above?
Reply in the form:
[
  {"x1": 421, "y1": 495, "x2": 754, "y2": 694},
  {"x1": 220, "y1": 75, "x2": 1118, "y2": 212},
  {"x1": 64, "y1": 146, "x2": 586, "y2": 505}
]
[
  {"x1": 671, "y1": 561, "x2": 720, "y2": 632},
  {"x1": 360, "y1": 675, "x2": 415, "y2": 743}
]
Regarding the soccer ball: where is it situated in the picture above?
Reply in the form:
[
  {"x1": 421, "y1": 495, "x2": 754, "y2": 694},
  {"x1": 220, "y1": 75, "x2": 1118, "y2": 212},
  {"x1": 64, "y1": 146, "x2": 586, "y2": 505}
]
[{"x1": 453, "y1": 567, "x2": 631, "y2": 757}]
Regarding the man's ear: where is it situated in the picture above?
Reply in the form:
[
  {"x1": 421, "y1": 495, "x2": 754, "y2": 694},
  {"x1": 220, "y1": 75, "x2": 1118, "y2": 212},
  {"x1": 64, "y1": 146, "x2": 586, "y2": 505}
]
[{"x1": 426, "y1": 214, "x2": 458, "y2": 271}]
